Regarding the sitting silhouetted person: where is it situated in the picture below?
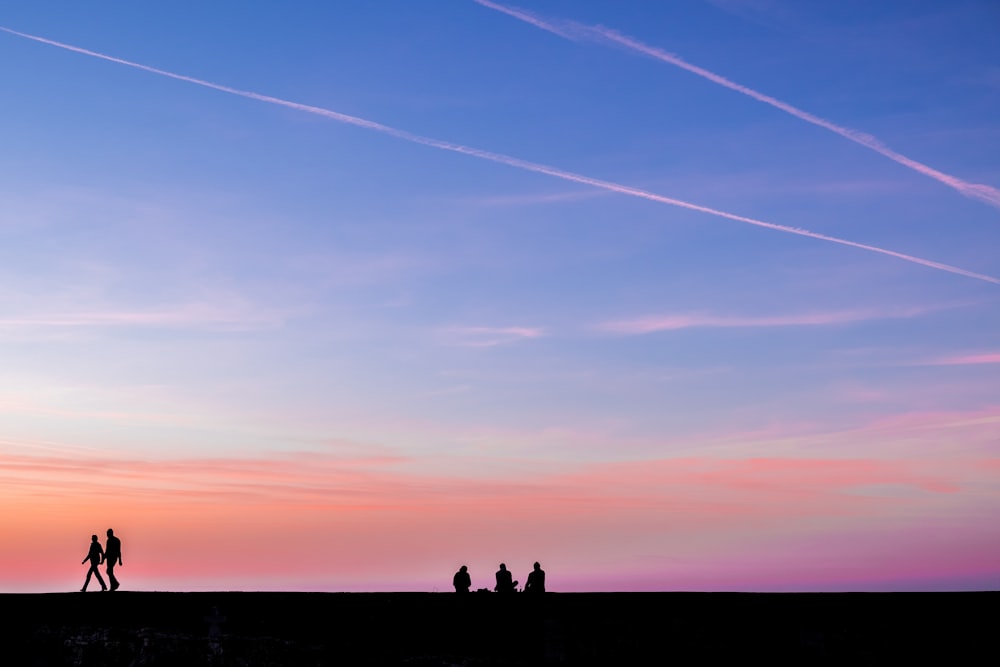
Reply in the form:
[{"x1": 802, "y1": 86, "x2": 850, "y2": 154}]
[
  {"x1": 453, "y1": 565, "x2": 471, "y2": 593},
  {"x1": 80, "y1": 534, "x2": 106, "y2": 592},
  {"x1": 494, "y1": 563, "x2": 518, "y2": 593},
  {"x1": 524, "y1": 561, "x2": 545, "y2": 593}
]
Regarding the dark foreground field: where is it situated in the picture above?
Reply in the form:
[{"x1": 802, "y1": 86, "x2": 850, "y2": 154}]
[{"x1": 0, "y1": 591, "x2": 994, "y2": 665}]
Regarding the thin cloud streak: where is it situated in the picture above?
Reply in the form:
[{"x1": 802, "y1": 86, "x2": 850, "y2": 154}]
[
  {"x1": 2, "y1": 26, "x2": 997, "y2": 285},
  {"x1": 0, "y1": 307, "x2": 281, "y2": 330},
  {"x1": 922, "y1": 352, "x2": 1000, "y2": 366},
  {"x1": 473, "y1": 0, "x2": 1000, "y2": 210},
  {"x1": 601, "y1": 306, "x2": 936, "y2": 334},
  {"x1": 445, "y1": 326, "x2": 545, "y2": 347},
  {"x1": 457, "y1": 189, "x2": 606, "y2": 207},
  {"x1": 0, "y1": 449, "x2": 969, "y2": 511}
]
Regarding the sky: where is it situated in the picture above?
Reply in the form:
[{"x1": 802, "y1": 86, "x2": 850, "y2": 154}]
[{"x1": 1, "y1": 0, "x2": 998, "y2": 593}]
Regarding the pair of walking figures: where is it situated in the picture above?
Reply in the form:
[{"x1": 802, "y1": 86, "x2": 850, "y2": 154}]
[{"x1": 81, "y1": 528, "x2": 123, "y2": 592}]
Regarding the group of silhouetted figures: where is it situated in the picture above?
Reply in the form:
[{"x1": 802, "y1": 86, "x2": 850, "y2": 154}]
[
  {"x1": 80, "y1": 528, "x2": 123, "y2": 592},
  {"x1": 453, "y1": 562, "x2": 545, "y2": 593}
]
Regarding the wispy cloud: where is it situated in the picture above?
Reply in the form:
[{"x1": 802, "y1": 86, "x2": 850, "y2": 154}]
[
  {"x1": 473, "y1": 0, "x2": 1000, "y2": 210},
  {"x1": 415, "y1": 384, "x2": 473, "y2": 398},
  {"x1": 2, "y1": 26, "x2": 996, "y2": 284},
  {"x1": 919, "y1": 352, "x2": 1000, "y2": 366},
  {"x1": 443, "y1": 325, "x2": 545, "y2": 347},
  {"x1": 455, "y1": 189, "x2": 606, "y2": 207},
  {"x1": 3, "y1": 406, "x2": 998, "y2": 591},
  {"x1": 7, "y1": 404, "x2": 997, "y2": 502},
  {"x1": 600, "y1": 305, "x2": 935, "y2": 334},
  {"x1": 0, "y1": 302, "x2": 288, "y2": 332}
]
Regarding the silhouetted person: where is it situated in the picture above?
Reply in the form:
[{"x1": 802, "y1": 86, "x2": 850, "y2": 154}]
[
  {"x1": 81, "y1": 534, "x2": 106, "y2": 592},
  {"x1": 525, "y1": 561, "x2": 545, "y2": 593},
  {"x1": 453, "y1": 565, "x2": 471, "y2": 593},
  {"x1": 494, "y1": 563, "x2": 518, "y2": 593},
  {"x1": 104, "y1": 528, "x2": 122, "y2": 591}
]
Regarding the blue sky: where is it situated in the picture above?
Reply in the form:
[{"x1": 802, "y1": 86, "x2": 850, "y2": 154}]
[{"x1": 1, "y1": 1, "x2": 998, "y2": 591}]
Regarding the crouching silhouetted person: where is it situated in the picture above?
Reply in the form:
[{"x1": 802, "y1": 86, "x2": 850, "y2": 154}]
[
  {"x1": 81, "y1": 534, "x2": 106, "y2": 592},
  {"x1": 525, "y1": 562, "x2": 545, "y2": 593},
  {"x1": 495, "y1": 563, "x2": 518, "y2": 593},
  {"x1": 453, "y1": 565, "x2": 471, "y2": 593}
]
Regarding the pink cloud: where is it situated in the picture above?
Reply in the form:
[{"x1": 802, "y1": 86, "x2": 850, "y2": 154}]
[
  {"x1": 2, "y1": 439, "x2": 995, "y2": 591},
  {"x1": 0, "y1": 302, "x2": 288, "y2": 332},
  {"x1": 3, "y1": 405, "x2": 998, "y2": 592},
  {"x1": 924, "y1": 352, "x2": 1000, "y2": 366},
  {"x1": 443, "y1": 326, "x2": 545, "y2": 347},
  {"x1": 599, "y1": 305, "x2": 934, "y2": 334},
  {"x1": 859, "y1": 405, "x2": 1000, "y2": 435}
]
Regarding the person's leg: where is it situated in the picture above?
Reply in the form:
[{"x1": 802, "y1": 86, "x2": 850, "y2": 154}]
[
  {"x1": 82, "y1": 564, "x2": 106, "y2": 591},
  {"x1": 107, "y1": 562, "x2": 119, "y2": 590}
]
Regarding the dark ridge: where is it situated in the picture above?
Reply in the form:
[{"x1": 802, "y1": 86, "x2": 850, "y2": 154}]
[{"x1": 1, "y1": 591, "x2": 993, "y2": 665}]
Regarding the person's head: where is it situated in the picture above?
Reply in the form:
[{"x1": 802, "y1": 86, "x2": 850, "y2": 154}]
[
  {"x1": 499, "y1": 563, "x2": 507, "y2": 570},
  {"x1": 460, "y1": 565, "x2": 467, "y2": 573},
  {"x1": 534, "y1": 562, "x2": 541, "y2": 570},
  {"x1": 107, "y1": 529, "x2": 114, "y2": 537},
  {"x1": 91, "y1": 535, "x2": 98, "y2": 542}
]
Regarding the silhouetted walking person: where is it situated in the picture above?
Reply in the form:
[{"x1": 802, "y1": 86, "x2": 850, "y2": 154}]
[
  {"x1": 525, "y1": 561, "x2": 545, "y2": 593},
  {"x1": 494, "y1": 563, "x2": 518, "y2": 593},
  {"x1": 453, "y1": 565, "x2": 471, "y2": 593},
  {"x1": 104, "y1": 528, "x2": 122, "y2": 591},
  {"x1": 81, "y1": 534, "x2": 106, "y2": 592}
]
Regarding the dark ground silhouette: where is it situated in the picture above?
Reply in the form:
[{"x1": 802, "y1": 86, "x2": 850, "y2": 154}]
[{"x1": 0, "y1": 592, "x2": 994, "y2": 665}]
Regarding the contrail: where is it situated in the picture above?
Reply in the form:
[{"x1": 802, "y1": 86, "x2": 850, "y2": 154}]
[
  {"x1": 473, "y1": 0, "x2": 1000, "y2": 210},
  {"x1": 2, "y1": 25, "x2": 997, "y2": 285}
]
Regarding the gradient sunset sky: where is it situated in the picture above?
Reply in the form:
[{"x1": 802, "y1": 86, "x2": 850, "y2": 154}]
[{"x1": 2, "y1": 0, "x2": 998, "y2": 593}]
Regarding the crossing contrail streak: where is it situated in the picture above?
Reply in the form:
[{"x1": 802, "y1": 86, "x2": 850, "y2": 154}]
[
  {"x1": 473, "y1": 0, "x2": 1000, "y2": 210},
  {"x1": 2, "y1": 25, "x2": 997, "y2": 285}
]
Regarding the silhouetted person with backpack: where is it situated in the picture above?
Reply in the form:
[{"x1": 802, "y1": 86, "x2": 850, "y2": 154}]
[
  {"x1": 525, "y1": 562, "x2": 545, "y2": 593},
  {"x1": 104, "y1": 528, "x2": 122, "y2": 591},
  {"x1": 494, "y1": 563, "x2": 517, "y2": 593},
  {"x1": 453, "y1": 565, "x2": 471, "y2": 593},
  {"x1": 81, "y1": 534, "x2": 106, "y2": 592}
]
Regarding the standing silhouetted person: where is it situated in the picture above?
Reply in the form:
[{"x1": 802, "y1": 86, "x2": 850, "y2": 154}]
[
  {"x1": 105, "y1": 528, "x2": 122, "y2": 591},
  {"x1": 81, "y1": 534, "x2": 106, "y2": 592},
  {"x1": 494, "y1": 563, "x2": 518, "y2": 593},
  {"x1": 453, "y1": 565, "x2": 472, "y2": 593},
  {"x1": 525, "y1": 561, "x2": 545, "y2": 593}
]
